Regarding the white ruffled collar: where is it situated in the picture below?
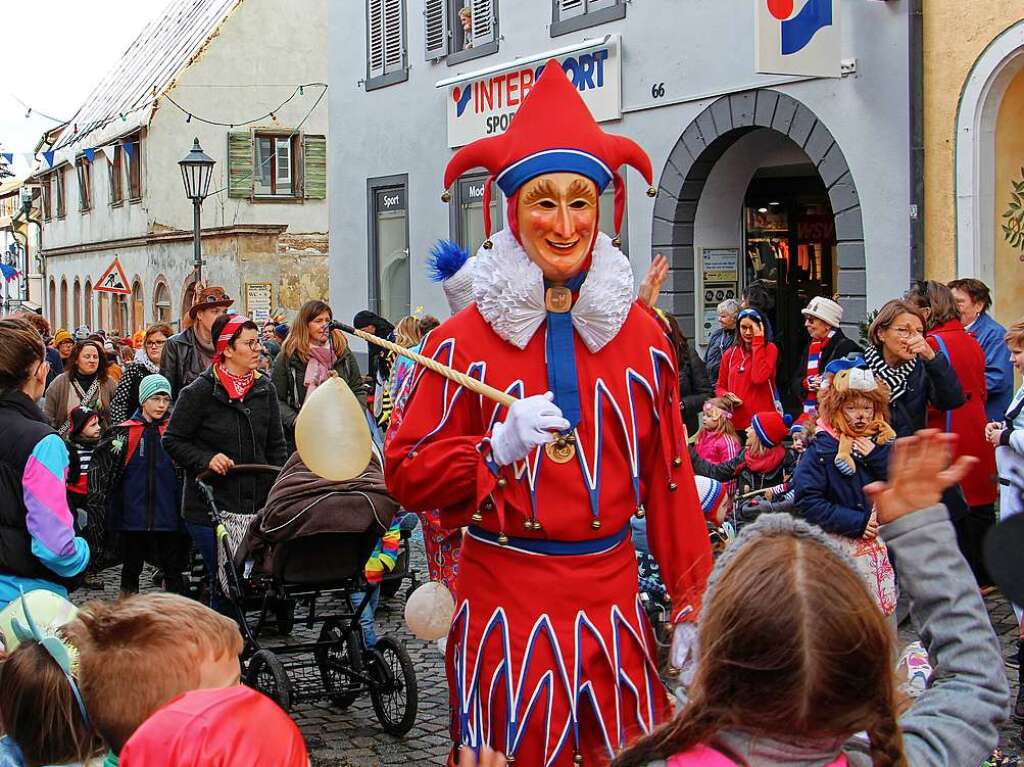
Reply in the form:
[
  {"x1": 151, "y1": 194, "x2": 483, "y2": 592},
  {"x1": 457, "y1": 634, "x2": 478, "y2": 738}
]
[{"x1": 472, "y1": 229, "x2": 634, "y2": 352}]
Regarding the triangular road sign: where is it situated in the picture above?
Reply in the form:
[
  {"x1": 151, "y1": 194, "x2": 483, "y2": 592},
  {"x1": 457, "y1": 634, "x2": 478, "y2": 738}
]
[{"x1": 94, "y1": 257, "x2": 131, "y2": 295}]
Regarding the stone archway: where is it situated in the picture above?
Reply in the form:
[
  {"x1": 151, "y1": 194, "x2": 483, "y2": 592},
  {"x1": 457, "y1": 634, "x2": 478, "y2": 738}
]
[{"x1": 651, "y1": 89, "x2": 867, "y2": 340}]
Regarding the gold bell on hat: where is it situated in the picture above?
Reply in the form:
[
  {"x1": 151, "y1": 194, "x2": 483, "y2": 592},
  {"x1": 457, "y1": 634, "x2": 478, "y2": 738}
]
[
  {"x1": 611, "y1": 235, "x2": 622, "y2": 248},
  {"x1": 646, "y1": 186, "x2": 657, "y2": 197},
  {"x1": 441, "y1": 189, "x2": 452, "y2": 202},
  {"x1": 482, "y1": 239, "x2": 493, "y2": 249}
]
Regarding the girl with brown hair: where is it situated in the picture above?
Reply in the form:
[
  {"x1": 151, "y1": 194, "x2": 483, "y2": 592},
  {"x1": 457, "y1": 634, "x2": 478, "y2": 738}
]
[
  {"x1": 271, "y1": 300, "x2": 367, "y2": 451},
  {"x1": 611, "y1": 431, "x2": 1008, "y2": 767},
  {"x1": 42, "y1": 340, "x2": 116, "y2": 435}
]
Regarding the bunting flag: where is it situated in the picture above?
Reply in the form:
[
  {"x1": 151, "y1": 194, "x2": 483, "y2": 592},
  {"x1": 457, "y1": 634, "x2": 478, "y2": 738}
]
[
  {"x1": 122, "y1": 142, "x2": 135, "y2": 159},
  {"x1": 0, "y1": 153, "x2": 12, "y2": 164},
  {"x1": 0, "y1": 264, "x2": 21, "y2": 283},
  {"x1": 22, "y1": 153, "x2": 37, "y2": 165},
  {"x1": 100, "y1": 145, "x2": 118, "y2": 164},
  {"x1": 42, "y1": 151, "x2": 55, "y2": 167},
  {"x1": 84, "y1": 148, "x2": 96, "y2": 162}
]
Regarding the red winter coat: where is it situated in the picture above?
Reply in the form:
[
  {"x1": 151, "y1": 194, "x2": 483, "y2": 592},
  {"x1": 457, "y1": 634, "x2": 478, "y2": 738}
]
[
  {"x1": 926, "y1": 319, "x2": 997, "y2": 507},
  {"x1": 714, "y1": 335, "x2": 780, "y2": 430}
]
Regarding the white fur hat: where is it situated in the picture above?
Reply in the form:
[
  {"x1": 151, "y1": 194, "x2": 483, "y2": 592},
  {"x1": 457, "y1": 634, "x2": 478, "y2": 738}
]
[
  {"x1": 801, "y1": 296, "x2": 843, "y2": 328},
  {"x1": 442, "y1": 256, "x2": 477, "y2": 315}
]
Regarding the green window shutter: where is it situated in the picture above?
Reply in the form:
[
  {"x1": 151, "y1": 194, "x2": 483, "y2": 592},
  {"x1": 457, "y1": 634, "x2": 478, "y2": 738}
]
[
  {"x1": 303, "y1": 135, "x2": 327, "y2": 200},
  {"x1": 227, "y1": 130, "x2": 253, "y2": 198}
]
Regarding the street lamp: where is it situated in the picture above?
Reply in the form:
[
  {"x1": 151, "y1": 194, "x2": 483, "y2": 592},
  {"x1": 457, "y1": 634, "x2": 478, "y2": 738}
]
[{"x1": 179, "y1": 138, "x2": 215, "y2": 283}]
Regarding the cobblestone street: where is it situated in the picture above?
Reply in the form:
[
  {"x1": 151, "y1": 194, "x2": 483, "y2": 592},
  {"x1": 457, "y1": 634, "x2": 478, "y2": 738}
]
[{"x1": 74, "y1": 529, "x2": 1023, "y2": 766}]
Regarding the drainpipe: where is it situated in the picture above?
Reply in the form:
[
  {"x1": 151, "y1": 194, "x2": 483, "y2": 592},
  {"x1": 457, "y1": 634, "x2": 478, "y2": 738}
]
[{"x1": 908, "y1": 0, "x2": 925, "y2": 280}]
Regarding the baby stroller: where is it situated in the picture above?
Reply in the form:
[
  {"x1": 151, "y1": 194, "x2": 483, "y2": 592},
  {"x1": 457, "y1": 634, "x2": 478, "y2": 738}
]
[{"x1": 195, "y1": 456, "x2": 419, "y2": 736}]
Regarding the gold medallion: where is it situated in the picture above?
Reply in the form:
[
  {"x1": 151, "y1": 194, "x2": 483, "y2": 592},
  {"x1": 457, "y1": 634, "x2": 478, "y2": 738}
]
[
  {"x1": 545, "y1": 286, "x2": 573, "y2": 313},
  {"x1": 545, "y1": 435, "x2": 576, "y2": 464}
]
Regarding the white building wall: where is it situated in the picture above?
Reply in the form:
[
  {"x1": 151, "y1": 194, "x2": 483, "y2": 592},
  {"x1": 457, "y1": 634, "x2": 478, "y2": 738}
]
[
  {"x1": 40, "y1": 0, "x2": 328, "y2": 328},
  {"x1": 329, "y1": 0, "x2": 910, "y2": 343}
]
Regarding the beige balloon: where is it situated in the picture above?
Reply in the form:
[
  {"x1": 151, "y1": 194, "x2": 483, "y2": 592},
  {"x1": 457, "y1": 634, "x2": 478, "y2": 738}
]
[
  {"x1": 404, "y1": 581, "x2": 456, "y2": 640},
  {"x1": 295, "y1": 376, "x2": 373, "y2": 481}
]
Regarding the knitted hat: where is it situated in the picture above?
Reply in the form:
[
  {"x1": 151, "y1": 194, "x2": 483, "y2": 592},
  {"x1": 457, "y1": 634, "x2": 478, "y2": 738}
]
[
  {"x1": 427, "y1": 240, "x2": 477, "y2": 315},
  {"x1": 750, "y1": 411, "x2": 792, "y2": 448},
  {"x1": 273, "y1": 323, "x2": 288, "y2": 340},
  {"x1": 73, "y1": 325, "x2": 91, "y2": 342},
  {"x1": 138, "y1": 374, "x2": 172, "y2": 405},
  {"x1": 53, "y1": 329, "x2": 73, "y2": 345},
  {"x1": 69, "y1": 406, "x2": 99, "y2": 436},
  {"x1": 801, "y1": 296, "x2": 843, "y2": 328}
]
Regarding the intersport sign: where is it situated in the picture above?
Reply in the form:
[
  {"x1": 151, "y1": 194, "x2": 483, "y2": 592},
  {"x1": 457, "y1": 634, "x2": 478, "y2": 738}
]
[{"x1": 442, "y1": 35, "x2": 622, "y2": 149}]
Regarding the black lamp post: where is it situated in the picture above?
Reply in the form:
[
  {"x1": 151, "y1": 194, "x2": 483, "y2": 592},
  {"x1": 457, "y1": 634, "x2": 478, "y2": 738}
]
[{"x1": 178, "y1": 138, "x2": 215, "y2": 283}]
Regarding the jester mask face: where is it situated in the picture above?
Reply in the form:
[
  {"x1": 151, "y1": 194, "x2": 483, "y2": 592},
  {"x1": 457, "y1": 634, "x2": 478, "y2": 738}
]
[{"x1": 516, "y1": 172, "x2": 599, "y2": 283}]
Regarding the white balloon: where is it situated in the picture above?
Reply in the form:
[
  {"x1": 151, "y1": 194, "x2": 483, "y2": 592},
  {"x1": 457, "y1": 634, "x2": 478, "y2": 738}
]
[
  {"x1": 404, "y1": 581, "x2": 455, "y2": 641},
  {"x1": 295, "y1": 376, "x2": 373, "y2": 481}
]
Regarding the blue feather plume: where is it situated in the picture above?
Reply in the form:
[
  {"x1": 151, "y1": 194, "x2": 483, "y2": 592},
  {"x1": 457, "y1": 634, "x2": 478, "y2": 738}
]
[{"x1": 427, "y1": 240, "x2": 470, "y2": 283}]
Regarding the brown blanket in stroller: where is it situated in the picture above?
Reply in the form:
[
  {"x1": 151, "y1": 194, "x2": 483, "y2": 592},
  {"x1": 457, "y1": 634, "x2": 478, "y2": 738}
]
[{"x1": 237, "y1": 452, "x2": 399, "y2": 582}]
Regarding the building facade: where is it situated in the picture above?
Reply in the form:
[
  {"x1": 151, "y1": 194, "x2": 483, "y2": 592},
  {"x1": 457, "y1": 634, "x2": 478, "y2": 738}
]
[
  {"x1": 330, "y1": 0, "x2": 912, "y2": 398},
  {"x1": 923, "y1": 5, "x2": 1024, "y2": 324},
  {"x1": 35, "y1": 0, "x2": 328, "y2": 335}
]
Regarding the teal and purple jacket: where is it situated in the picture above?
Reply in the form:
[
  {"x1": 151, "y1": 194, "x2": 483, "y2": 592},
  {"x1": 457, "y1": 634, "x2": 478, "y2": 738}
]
[{"x1": 0, "y1": 390, "x2": 89, "y2": 609}]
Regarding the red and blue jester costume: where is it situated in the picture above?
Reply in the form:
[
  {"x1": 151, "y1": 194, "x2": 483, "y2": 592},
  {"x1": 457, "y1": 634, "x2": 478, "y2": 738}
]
[{"x1": 385, "y1": 61, "x2": 712, "y2": 766}]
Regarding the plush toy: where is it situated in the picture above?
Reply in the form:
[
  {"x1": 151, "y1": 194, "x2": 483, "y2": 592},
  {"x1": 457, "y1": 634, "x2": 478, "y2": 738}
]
[{"x1": 819, "y1": 367, "x2": 896, "y2": 476}]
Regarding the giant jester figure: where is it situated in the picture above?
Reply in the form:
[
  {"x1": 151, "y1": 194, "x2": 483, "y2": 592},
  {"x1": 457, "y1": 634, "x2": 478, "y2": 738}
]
[{"x1": 385, "y1": 60, "x2": 712, "y2": 766}]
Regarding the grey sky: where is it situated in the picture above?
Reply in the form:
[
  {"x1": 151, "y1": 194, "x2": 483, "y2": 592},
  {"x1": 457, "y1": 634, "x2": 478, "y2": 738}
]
[{"x1": 1, "y1": 0, "x2": 170, "y2": 175}]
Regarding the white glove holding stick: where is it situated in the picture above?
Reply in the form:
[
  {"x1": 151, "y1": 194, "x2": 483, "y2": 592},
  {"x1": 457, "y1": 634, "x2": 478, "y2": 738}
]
[
  {"x1": 490, "y1": 392, "x2": 570, "y2": 466},
  {"x1": 671, "y1": 621, "x2": 700, "y2": 686}
]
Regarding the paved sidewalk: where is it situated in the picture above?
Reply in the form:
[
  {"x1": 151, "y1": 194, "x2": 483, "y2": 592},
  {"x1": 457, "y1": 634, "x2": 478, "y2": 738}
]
[{"x1": 75, "y1": 543, "x2": 1023, "y2": 766}]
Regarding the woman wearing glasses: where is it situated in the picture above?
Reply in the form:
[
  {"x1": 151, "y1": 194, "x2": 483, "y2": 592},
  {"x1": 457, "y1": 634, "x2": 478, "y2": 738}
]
[
  {"x1": 0, "y1": 318, "x2": 90, "y2": 609},
  {"x1": 163, "y1": 314, "x2": 287, "y2": 610},
  {"x1": 109, "y1": 323, "x2": 174, "y2": 424},
  {"x1": 864, "y1": 298, "x2": 964, "y2": 439}
]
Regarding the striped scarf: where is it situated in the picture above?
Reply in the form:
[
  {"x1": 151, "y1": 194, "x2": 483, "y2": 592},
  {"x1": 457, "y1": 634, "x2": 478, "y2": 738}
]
[
  {"x1": 803, "y1": 329, "x2": 835, "y2": 414},
  {"x1": 864, "y1": 345, "x2": 914, "y2": 403}
]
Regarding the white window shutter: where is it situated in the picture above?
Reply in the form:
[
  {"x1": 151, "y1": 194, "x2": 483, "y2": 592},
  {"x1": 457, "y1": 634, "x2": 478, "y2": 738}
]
[
  {"x1": 384, "y1": 0, "x2": 405, "y2": 73},
  {"x1": 587, "y1": 0, "x2": 618, "y2": 10},
  {"x1": 424, "y1": 0, "x2": 448, "y2": 60},
  {"x1": 557, "y1": 0, "x2": 584, "y2": 20},
  {"x1": 471, "y1": 0, "x2": 495, "y2": 47},
  {"x1": 368, "y1": 0, "x2": 386, "y2": 79}
]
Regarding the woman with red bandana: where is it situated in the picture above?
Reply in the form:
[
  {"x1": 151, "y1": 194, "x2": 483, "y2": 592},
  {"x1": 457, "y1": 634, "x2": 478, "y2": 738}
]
[
  {"x1": 163, "y1": 313, "x2": 288, "y2": 610},
  {"x1": 386, "y1": 60, "x2": 712, "y2": 766}
]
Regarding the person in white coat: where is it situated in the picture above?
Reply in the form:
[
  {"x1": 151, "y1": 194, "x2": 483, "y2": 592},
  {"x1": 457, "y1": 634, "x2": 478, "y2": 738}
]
[{"x1": 985, "y1": 316, "x2": 1024, "y2": 722}]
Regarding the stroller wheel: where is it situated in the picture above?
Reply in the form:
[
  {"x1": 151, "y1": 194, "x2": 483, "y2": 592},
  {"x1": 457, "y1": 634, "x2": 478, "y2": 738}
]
[
  {"x1": 367, "y1": 636, "x2": 418, "y2": 736},
  {"x1": 245, "y1": 649, "x2": 292, "y2": 711},
  {"x1": 314, "y1": 618, "x2": 361, "y2": 709}
]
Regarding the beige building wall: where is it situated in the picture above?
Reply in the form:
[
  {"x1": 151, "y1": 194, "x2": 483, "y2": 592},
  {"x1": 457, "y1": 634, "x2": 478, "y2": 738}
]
[{"x1": 923, "y1": 3, "x2": 1024, "y2": 322}]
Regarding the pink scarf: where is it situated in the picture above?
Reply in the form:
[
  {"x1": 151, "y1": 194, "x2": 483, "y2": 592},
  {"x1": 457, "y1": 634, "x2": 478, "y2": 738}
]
[{"x1": 304, "y1": 345, "x2": 336, "y2": 398}]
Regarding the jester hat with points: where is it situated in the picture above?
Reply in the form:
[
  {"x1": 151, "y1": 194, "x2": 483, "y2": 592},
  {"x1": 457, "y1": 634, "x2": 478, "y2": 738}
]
[{"x1": 443, "y1": 58, "x2": 655, "y2": 243}]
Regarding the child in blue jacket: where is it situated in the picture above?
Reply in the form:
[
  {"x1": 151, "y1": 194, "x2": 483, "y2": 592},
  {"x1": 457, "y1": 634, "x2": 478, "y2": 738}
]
[
  {"x1": 87, "y1": 374, "x2": 187, "y2": 596},
  {"x1": 794, "y1": 365, "x2": 897, "y2": 614}
]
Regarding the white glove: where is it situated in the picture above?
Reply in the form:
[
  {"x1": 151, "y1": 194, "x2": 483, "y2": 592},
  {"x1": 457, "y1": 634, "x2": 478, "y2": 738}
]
[
  {"x1": 489, "y1": 392, "x2": 570, "y2": 466},
  {"x1": 671, "y1": 621, "x2": 700, "y2": 686}
]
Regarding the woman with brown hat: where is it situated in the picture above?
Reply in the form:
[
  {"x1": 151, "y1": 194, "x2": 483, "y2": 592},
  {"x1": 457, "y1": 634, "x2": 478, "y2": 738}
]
[{"x1": 159, "y1": 286, "x2": 233, "y2": 397}]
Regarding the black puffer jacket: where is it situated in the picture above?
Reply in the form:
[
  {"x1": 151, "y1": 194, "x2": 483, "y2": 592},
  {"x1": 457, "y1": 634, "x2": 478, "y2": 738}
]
[
  {"x1": 160, "y1": 327, "x2": 212, "y2": 398},
  {"x1": 162, "y1": 368, "x2": 288, "y2": 525}
]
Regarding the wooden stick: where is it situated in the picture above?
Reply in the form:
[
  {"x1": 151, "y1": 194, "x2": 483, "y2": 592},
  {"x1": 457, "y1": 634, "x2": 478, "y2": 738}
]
[{"x1": 335, "y1": 322, "x2": 516, "y2": 408}]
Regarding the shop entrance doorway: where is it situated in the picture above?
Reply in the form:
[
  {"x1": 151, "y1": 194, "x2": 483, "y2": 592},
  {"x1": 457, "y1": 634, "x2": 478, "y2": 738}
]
[{"x1": 743, "y1": 168, "x2": 837, "y2": 411}]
